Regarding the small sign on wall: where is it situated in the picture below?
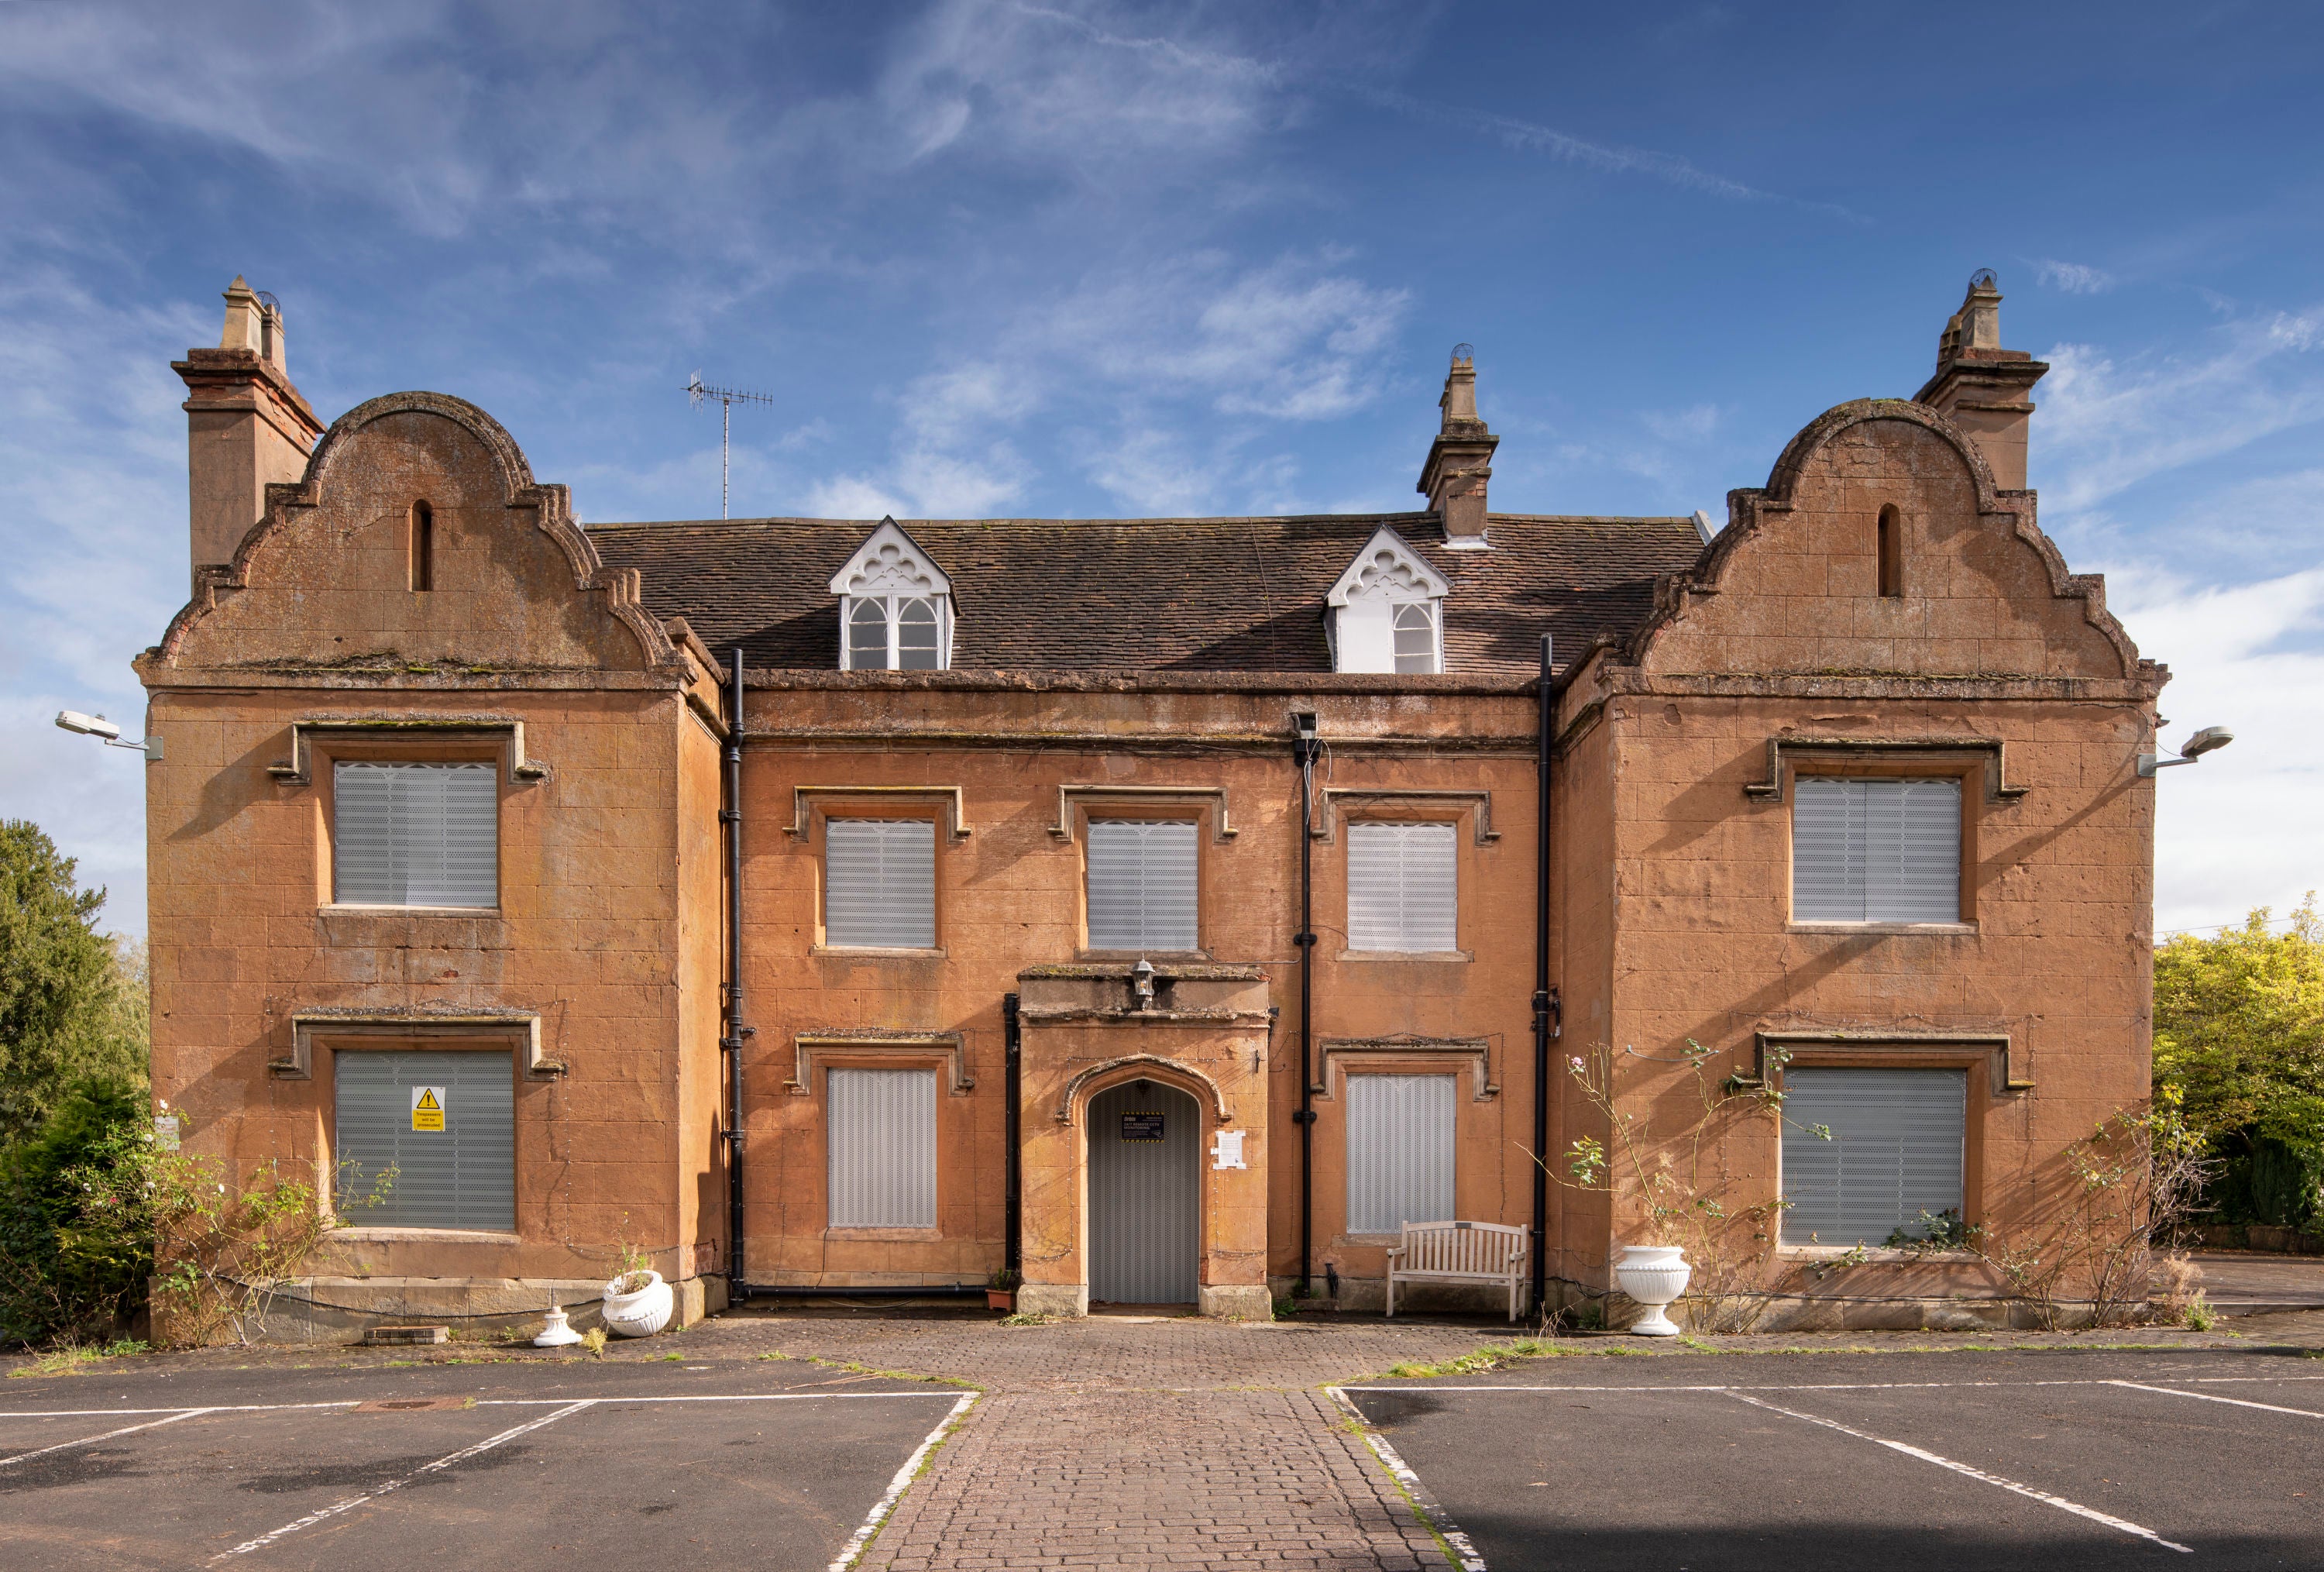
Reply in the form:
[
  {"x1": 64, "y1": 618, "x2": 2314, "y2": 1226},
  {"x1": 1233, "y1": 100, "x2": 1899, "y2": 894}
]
[
  {"x1": 1210, "y1": 1130, "x2": 1246, "y2": 1170},
  {"x1": 411, "y1": 1086, "x2": 446, "y2": 1133},
  {"x1": 1120, "y1": 1112, "x2": 1165, "y2": 1142}
]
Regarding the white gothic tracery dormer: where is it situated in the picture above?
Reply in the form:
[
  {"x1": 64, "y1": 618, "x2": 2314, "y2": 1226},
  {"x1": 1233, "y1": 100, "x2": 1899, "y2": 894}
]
[
  {"x1": 829, "y1": 518, "x2": 955, "y2": 670},
  {"x1": 1325, "y1": 525, "x2": 1450, "y2": 675}
]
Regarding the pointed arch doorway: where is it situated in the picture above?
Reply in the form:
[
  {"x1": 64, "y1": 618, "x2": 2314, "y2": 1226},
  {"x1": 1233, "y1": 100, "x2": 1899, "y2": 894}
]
[{"x1": 1087, "y1": 1078, "x2": 1200, "y2": 1305}]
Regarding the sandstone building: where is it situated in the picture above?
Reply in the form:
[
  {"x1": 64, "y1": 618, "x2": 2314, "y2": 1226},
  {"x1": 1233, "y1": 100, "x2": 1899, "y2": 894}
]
[{"x1": 138, "y1": 274, "x2": 2170, "y2": 1334}]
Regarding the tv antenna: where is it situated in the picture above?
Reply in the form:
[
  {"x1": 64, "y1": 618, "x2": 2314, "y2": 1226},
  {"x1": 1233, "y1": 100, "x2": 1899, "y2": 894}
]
[{"x1": 686, "y1": 373, "x2": 775, "y2": 519}]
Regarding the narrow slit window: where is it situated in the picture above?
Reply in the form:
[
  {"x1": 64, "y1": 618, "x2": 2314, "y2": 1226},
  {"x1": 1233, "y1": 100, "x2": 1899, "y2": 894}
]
[
  {"x1": 1877, "y1": 504, "x2": 1903, "y2": 598},
  {"x1": 411, "y1": 501, "x2": 435, "y2": 593}
]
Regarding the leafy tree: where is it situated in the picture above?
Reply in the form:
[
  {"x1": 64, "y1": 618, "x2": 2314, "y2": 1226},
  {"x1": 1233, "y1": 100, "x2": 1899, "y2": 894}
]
[
  {"x1": 0, "y1": 1077, "x2": 151, "y2": 1346},
  {"x1": 0, "y1": 822, "x2": 146, "y2": 1146},
  {"x1": 2153, "y1": 896, "x2": 2324, "y2": 1227}
]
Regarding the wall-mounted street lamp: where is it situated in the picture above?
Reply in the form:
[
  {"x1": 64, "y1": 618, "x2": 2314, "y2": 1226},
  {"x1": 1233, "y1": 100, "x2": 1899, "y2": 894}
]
[
  {"x1": 55, "y1": 710, "x2": 163, "y2": 762},
  {"x1": 2138, "y1": 725, "x2": 2232, "y2": 778}
]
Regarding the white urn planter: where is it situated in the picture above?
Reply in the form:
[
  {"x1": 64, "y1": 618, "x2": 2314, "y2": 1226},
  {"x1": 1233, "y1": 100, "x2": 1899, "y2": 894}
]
[
  {"x1": 1614, "y1": 1244, "x2": 1690, "y2": 1336},
  {"x1": 602, "y1": 1270, "x2": 676, "y2": 1338}
]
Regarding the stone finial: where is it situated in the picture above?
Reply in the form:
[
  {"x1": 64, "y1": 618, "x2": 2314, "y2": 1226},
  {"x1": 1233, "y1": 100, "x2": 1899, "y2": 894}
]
[
  {"x1": 1418, "y1": 344, "x2": 1499, "y2": 549},
  {"x1": 1914, "y1": 272, "x2": 2048, "y2": 491}
]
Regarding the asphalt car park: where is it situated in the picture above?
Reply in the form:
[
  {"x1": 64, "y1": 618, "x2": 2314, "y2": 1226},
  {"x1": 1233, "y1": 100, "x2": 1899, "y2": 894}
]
[
  {"x1": 0, "y1": 1357, "x2": 969, "y2": 1570},
  {"x1": 1337, "y1": 1348, "x2": 2324, "y2": 1570}
]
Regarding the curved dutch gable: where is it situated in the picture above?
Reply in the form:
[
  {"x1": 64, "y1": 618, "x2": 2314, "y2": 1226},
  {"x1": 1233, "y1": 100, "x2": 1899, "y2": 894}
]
[{"x1": 141, "y1": 390, "x2": 683, "y2": 680}]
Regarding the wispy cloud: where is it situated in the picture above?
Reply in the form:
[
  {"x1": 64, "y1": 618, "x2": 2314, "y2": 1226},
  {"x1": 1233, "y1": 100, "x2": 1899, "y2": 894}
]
[
  {"x1": 2037, "y1": 304, "x2": 2324, "y2": 520},
  {"x1": 2033, "y1": 258, "x2": 2115, "y2": 294},
  {"x1": 1363, "y1": 88, "x2": 1857, "y2": 218},
  {"x1": 805, "y1": 251, "x2": 1410, "y2": 516}
]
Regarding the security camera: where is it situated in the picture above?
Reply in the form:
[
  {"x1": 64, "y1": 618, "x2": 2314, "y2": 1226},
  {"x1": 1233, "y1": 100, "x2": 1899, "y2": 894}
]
[
  {"x1": 2181, "y1": 726, "x2": 2233, "y2": 758},
  {"x1": 55, "y1": 710, "x2": 122, "y2": 741}
]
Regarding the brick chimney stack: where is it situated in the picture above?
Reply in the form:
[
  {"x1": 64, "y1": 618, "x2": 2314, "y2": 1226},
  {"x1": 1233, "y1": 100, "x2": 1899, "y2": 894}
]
[
  {"x1": 1418, "y1": 344, "x2": 1499, "y2": 549},
  {"x1": 1913, "y1": 271, "x2": 2048, "y2": 491},
  {"x1": 173, "y1": 277, "x2": 325, "y2": 591}
]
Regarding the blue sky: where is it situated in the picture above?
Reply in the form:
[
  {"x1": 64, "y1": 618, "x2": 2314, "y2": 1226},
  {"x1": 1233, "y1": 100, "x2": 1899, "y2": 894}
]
[{"x1": 2, "y1": 1, "x2": 2319, "y2": 937}]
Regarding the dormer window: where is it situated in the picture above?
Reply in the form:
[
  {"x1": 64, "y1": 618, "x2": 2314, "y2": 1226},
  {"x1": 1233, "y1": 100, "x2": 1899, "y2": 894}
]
[
  {"x1": 1326, "y1": 526, "x2": 1450, "y2": 675},
  {"x1": 829, "y1": 518, "x2": 955, "y2": 672}
]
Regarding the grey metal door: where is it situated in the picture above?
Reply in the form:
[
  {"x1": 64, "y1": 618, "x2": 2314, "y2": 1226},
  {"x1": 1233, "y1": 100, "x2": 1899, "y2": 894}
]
[{"x1": 1088, "y1": 1080, "x2": 1199, "y2": 1304}]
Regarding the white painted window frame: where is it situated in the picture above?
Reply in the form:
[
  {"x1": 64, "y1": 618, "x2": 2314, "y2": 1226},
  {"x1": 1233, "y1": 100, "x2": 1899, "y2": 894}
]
[
  {"x1": 830, "y1": 518, "x2": 956, "y2": 671},
  {"x1": 1325, "y1": 525, "x2": 1451, "y2": 676}
]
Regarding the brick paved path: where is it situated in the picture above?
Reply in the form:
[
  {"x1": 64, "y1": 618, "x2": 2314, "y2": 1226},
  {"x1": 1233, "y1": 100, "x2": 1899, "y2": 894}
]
[{"x1": 684, "y1": 1312, "x2": 1498, "y2": 1568}]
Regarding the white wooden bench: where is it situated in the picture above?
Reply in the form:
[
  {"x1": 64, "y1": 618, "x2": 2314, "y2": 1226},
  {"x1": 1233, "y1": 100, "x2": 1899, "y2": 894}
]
[{"x1": 1384, "y1": 1219, "x2": 1529, "y2": 1321}]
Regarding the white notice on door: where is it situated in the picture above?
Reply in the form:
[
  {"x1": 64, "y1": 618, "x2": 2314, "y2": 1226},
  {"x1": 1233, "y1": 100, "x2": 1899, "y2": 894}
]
[{"x1": 1209, "y1": 1130, "x2": 1246, "y2": 1170}]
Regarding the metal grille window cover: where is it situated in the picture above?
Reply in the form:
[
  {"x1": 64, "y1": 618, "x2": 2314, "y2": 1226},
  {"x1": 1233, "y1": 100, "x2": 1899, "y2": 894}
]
[
  {"x1": 1346, "y1": 822, "x2": 1458, "y2": 952},
  {"x1": 824, "y1": 819, "x2": 937, "y2": 948},
  {"x1": 334, "y1": 1049, "x2": 515, "y2": 1231},
  {"x1": 1346, "y1": 1073, "x2": 1456, "y2": 1234},
  {"x1": 1085, "y1": 820, "x2": 1198, "y2": 951},
  {"x1": 827, "y1": 1067, "x2": 937, "y2": 1228},
  {"x1": 1781, "y1": 1067, "x2": 1966, "y2": 1244},
  {"x1": 1793, "y1": 776, "x2": 1961, "y2": 924},
  {"x1": 333, "y1": 762, "x2": 498, "y2": 908}
]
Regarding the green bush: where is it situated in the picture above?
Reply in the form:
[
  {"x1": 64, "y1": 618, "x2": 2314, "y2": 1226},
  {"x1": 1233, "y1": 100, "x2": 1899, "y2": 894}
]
[{"x1": 0, "y1": 1078, "x2": 153, "y2": 1348}]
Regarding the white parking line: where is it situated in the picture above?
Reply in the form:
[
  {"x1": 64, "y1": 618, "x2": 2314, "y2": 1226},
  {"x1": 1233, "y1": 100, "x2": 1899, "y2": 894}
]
[
  {"x1": 0, "y1": 1408, "x2": 216, "y2": 1468},
  {"x1": 2108, "y1": 1380, "x2": 2324, "y2": 1419},
  {"x1": 1724, "y1": 1391, "x2": 2192, "y2": 1554},
  {"x1": 1337, "y1": 1374, "x2": 2324, "y2": 1395},
  {"x1": 1325, "y1": 1388, "x2": 1487, "y2": 1572},
  {"x1": 827, "y1": 1392, "x2": 977, "y2": 1572},
  {"x1": 211, "y1": 1399, "x2": 600, "y2": 1561},
  {"x1": 0, "y1": 1390, "x2": 973, "y2": 1421}
]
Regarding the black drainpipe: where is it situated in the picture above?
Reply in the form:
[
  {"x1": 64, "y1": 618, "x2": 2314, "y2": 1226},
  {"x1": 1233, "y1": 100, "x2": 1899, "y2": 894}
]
[
  {"x1": 722, "y1": 648, "x2": 753, "y2": 1303},
  {"x1": 1292, "y1": 711, "x2": 1320, "y2": 1296},
  {"x1": 1530, "y1": 635, "x2": 1557, "y2": 1318},
  {"x1": 1003, "y1": 992, "x2": 1023, "y2": 1281}
]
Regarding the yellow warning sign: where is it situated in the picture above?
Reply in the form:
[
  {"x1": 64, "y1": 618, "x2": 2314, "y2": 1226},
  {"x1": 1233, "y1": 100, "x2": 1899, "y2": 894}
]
[{"x1": 411, "y1": 1086, "x2": 445, "y2": 1133}]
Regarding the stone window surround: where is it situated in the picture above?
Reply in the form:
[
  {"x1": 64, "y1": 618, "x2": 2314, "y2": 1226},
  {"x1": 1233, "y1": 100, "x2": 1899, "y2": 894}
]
[
  {"x1": 272, "y1": 1009, "x2": 554, "y2": 1081},
  {"x1": 797, "y1": 1034, "x2": 962, "y2": 1241},
  {"x1": 1325, "y1": 796, "x2": 1491, "y2": 963},
  {"x1": 1771, "y1": 744, "x2": 1998, "y2": 932},
  {"x1": 1056, "y1": 788, "x2": 1232, "y2": 961},
  {"x1": 1312, "y1": 1037, "x2": 1498, "y2": 1102},
  {"x1": 788, "y1": 789, "x2": 964, "y2": 956},
  {"x1": 290, "y1": 724, "x2": 530, "y2": 918},
  {"x1": 1761, "y1": 1035, "x2": 2003, "y2": 1255}
]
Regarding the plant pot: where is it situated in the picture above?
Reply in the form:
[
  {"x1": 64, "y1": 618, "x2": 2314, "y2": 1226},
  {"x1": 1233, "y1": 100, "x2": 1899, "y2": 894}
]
[
  {"x1": 602, "y1": 1271, "x2": 676, "y2": 1338},
  {"x1": 987, "y1": 1289, "x2": 1016, "y2": 1312},
  {"x1": 1614, "y1": 1244, "x2": 1691, "y2": 1336}
]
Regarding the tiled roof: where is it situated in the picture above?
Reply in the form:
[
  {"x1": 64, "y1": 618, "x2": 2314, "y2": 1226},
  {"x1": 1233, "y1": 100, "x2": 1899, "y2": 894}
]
[{"x1": 586, "y1": 512, "x2": 1704, "y2": 679}]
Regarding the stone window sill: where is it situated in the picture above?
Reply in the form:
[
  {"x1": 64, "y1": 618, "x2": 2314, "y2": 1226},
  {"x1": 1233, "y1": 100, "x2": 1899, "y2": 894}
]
[
  {"x1": 1333, "y1": 949, "x2": 1473, "y2": 963},
  {"x1": 811, "y1": 944, "x2": 948, "y2": 959},
  {"x1": 1077, "y1": 948, "x2": 1211, "y2": 963},
  {"x1": 1776, "y1": 1244, "x2": 1982, "y2": 1264},
  {"x1": 329, "y1": 1226, "x2": 521, "y2": 1243},
  {"x1": 322, "y1": 903, "x2": 503, "y2": 918},
  {"x1": 1786, "y1": 921, "x2": 1977, "y2": 937}
]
